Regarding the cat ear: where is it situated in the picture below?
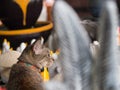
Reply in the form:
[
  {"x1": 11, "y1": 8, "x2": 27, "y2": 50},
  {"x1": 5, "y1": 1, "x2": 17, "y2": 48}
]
[{"x1": 32, "y1": 37, "x2": 44, "y2": 55}]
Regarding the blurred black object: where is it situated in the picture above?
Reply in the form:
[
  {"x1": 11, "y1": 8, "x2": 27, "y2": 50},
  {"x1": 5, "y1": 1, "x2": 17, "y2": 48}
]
[
  {"x1": 89, "y1": 0, "x2": 120, "y2": 18},
  {"x1": 89, "y1": 0, "x2": 102, "y2": 18},
  {"x1": 0, "y1": 0, "x2": 43, "y2": 30},
  {"x1": 0, "y1": 77, "x2": 5, "y2": 86},
  {"x1": 116, "y1": 0, "x2": 120, "y2": 13}
]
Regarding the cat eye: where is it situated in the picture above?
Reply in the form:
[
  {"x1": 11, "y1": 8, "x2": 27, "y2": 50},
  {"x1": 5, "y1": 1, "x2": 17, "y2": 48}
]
[{"x1": 47, "y1": 53, "x2": 50, "y2": 57}]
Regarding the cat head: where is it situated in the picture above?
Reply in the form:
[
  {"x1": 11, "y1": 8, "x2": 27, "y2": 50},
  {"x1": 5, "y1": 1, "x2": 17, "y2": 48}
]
[{"x1": 18, "y1": 37, "x2": 54, "y2": 69}]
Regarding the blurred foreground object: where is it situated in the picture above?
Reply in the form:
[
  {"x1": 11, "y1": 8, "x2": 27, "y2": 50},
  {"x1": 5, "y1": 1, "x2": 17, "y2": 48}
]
[
  {"x1": 93, "y1": 0, "x2": 120, "y2": 90},
  {"x1": 0, "y1": 51, "x2": 21, "y2": 83}
]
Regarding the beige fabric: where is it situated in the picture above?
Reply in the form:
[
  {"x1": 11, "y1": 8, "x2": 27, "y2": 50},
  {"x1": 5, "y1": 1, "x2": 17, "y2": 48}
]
[
  {"x1": 0, "y1": 51, "x2": 21, "y2": 67},
  {"x1": 0, "y1": 68, "x2": 11, "y2": 83}
]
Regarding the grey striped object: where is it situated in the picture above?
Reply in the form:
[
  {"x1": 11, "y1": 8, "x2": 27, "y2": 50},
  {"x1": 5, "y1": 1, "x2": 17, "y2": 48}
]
[
  {"x1": 46, "y1": 0, "x2": 120, "y2": 90},
  {"x1": 45, "y1": 0, "x2": 93, "y2": 90},
  {"x1": 94, "y1": 0, "x2": 120, "y2": 90}
]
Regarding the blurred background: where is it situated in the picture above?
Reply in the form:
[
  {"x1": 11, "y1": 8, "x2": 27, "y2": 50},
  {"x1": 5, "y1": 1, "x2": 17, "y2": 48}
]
[{"x1": 65, "y1": 0, "x2": 120, "y2": 20}]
